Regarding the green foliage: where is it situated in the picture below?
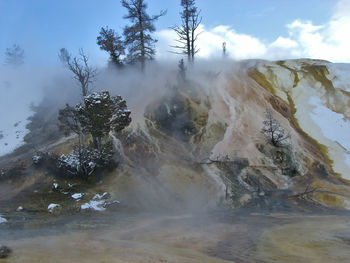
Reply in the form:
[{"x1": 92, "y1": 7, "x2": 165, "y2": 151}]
[
  {"x1": 97, "y1": 26, "x2": 125, "y2": 67},
  {"x1": 122, "y1": 0, "x2": 166, "y2": 70},
  {"x1": 77, "y1": 91, "x2": 131, "y2": 139},
  {"x1": 56, "y1": 91, "x2": 131, "y2": 179},
  {"x1": 57, "y1": 142, "x2": 115, "y2": 179}
]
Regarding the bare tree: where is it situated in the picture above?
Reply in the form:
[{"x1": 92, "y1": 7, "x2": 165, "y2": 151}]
[
  {"x1": 59, "y1": 48, "x2": 97, "y2": 97},
  {"x1": 262, "y1": 108, "x2": 290, "y2": 146},
  {"x1": 97, "y1": 26, "x2": 125, "y2": 68},
  {"x1": 121, "y1": 0, "x2": 166, "y2": 71},
  {"x1": 5, "y1": 44, "x2": 24, "y2": 67},
  {"x1": 177, "y1": 58, "x2": 186, "y2": 83},
  {"x1": 172, "y1": 0, "x2": 202, "y2": 64}
]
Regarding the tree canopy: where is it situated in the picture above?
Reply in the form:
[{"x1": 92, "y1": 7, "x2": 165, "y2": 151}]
[
  {"x1": 122, "y1": 0, "x2": 166, "y2": 71},
  {"x1": 97, "y1": 27, "x2": 125, "y2": 68}
]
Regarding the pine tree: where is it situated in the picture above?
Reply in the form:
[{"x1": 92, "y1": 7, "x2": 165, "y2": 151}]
[
  {"x1": 97, "y1": 27, "x2": 125, "y2": 68},
  {"x1": 76, "y1": 91, "x2": 131, "y2": 150},
  {"x1": 121, "y1": 0, "x2": 166, "y2": 71},
  {"x1": 57, "y1": 91, "x2": 131, "y2": 178}
]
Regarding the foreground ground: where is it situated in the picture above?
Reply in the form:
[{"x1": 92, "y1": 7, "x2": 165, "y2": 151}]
[{"x1": 1, "y1": 207, "x2": 350, "y2": 263}]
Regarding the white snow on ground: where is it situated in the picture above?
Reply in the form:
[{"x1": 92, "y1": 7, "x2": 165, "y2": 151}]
[
  {"x1": 47, "y1": 203, "x2": 60, "y2": 213},
  {"x1": 81, "y1": 200, "x2": 106, "y2": 211},
  {"x1": 308, "y1": 97, "x2": 350, "y2": 169},
  {"x1": 0, "y1": 215, "x2": 7, "y2": 223},
  {"x1": 0, "y1": 67, "x2": 44, "y2": 156},
  {"x1": 328, "y1": 63, "x2": 350, "y2": 92},
  {"x1": 80, "y1": 192, "x2": 119, "y2": 211},
  {"x1": 92, "y1": 192, "x2": 109, "y2": 200},
  {"x1": 71, "y1": 193, "x2": 84, "y2": 200}
]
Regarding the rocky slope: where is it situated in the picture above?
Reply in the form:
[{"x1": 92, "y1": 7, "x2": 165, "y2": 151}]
[{"x1": 1, "y1": 59, "x2": 350, "y2": 215}]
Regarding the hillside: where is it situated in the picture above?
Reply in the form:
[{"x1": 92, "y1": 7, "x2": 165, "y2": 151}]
[
  {"x1": 1, "y1": 59, "x2": 350, "y2": 212},
  {"x1": 1, "y1": 59, "x2": 350, "y2": 262}
]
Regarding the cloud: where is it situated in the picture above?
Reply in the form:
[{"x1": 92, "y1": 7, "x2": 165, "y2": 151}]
[{"x1": 156, "y1": 0, "x2": 350, "y2": 63}]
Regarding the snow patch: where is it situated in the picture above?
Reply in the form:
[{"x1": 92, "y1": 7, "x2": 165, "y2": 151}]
[
  {"x1": 308, "y1": 96, "x2": 350, "y2": 169},
  {"x1": 0, "y1": 215, "x2": 7, "y2": 224},
  {"x1": 16, "y1": 206, "x2": 23, "y2": 211},
  {"x1": 92, "y1": 192, "x2": 109, "y2": 200},
  {"x1": 328, "y1": 63, "x2": 350, "y2": 92},
  {"x1": 47, "y1": 203, "x2": 60, "y2": 213},
  {"x1": 81, "y1": 200, "x2": 106, "y2": 211},
  {"x1": 71, "y1": 193, "x2": 84, "y2": 200}
]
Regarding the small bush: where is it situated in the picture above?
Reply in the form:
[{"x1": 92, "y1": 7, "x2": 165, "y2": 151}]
[
  {"x1": 57, "y1": 142, "x2": 115, "y2": 179},
  {"x1": 262, "y1": 108, "x2": 290, "y2": 147}
]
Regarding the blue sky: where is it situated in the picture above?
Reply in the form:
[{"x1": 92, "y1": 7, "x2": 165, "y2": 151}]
[{"x1": 0, "y1": 0, "x2": 349, "y2": 65}]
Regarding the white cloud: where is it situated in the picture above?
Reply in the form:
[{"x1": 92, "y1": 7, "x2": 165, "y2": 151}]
[{"x1": 156, "y1": 0, "x2": 350, "y2": 63}]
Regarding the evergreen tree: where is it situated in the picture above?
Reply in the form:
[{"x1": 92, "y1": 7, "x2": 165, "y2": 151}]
[
  {"x1": 57, "y1": 91, "x2": 131, "y2": 178},
  {"x1": 121, "y1": 0, "x2": 166, "y2": 71},
  {"x1": 97, "y1": 27, "x2": 125, "y2": 68},
  {"x1": 76, "y1": 91, "x2": 131, "y2": 150}
]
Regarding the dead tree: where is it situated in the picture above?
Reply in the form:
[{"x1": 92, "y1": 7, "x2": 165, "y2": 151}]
[
  {"x1": 172, "y1": 0, "x2": 202, "y2": 64},
  {"x1": 262, "y1": 108, "x2": 290, "y2": 146},
  {"x1": 97, "y1": 26, "x2": 125, "y2": 68},
  {"x1": 222, "y1": 42, "x2": 227, "y2": 58},
  {"x1": 59, "y1": 48, "x2": 97, "y2": 97},
  {"x1": 287, "y1": 183, "x2": 318, "y2": 199},
  {"x1": 177, "y1": 58, "x2": 186, "y2": 83},
  {"x1": 122, "y1": 0, "x2": 166, "y2": 71}
]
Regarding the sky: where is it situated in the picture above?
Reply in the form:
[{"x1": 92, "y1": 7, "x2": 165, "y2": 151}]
[{"x1": 0, "y1": 0, "x2": 350, "y2": 66}]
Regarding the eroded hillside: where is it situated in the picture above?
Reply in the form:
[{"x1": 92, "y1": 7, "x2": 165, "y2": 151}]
[{"x1": 1, "y1": 59, "x2": 350, "y2": 215}]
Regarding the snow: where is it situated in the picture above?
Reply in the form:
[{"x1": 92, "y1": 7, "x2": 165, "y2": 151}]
[
  {"x1": 0, "y1": 66, "x2": 44, "y2": 157},
  {"x1": 308, "y1": 97, "x2": 350, "y2": 168},
  {"x1": 328, "y1": 63, "x2": 350, "y2": 92},
  {"x1": 80, "y1": 192, "x2": 115, "y2": 211},
  {"x1": 71, "y1": 193, "x2": 84, "y2": 200},
  {"x1": 92, "y1": 192, "x2": 109, "y2": 200},
  {"x1": 47, "y1": 203, "x2": 60, "y2": 212},
  {"x1": 0, "y1": 215, "x2": 7, "y2": 224},
  {"x1": 32, "y1": 154, "x2": 42, "y2": 164},
  {"x1": 16, "y1": 206, "x2": 23, "y2": 211},
  {"x1": 52, "y1": 183, "x2": 59, "y2": 189},
  {"x1": 81, "y1": 200, "x2": 106, "y2": 211}
]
